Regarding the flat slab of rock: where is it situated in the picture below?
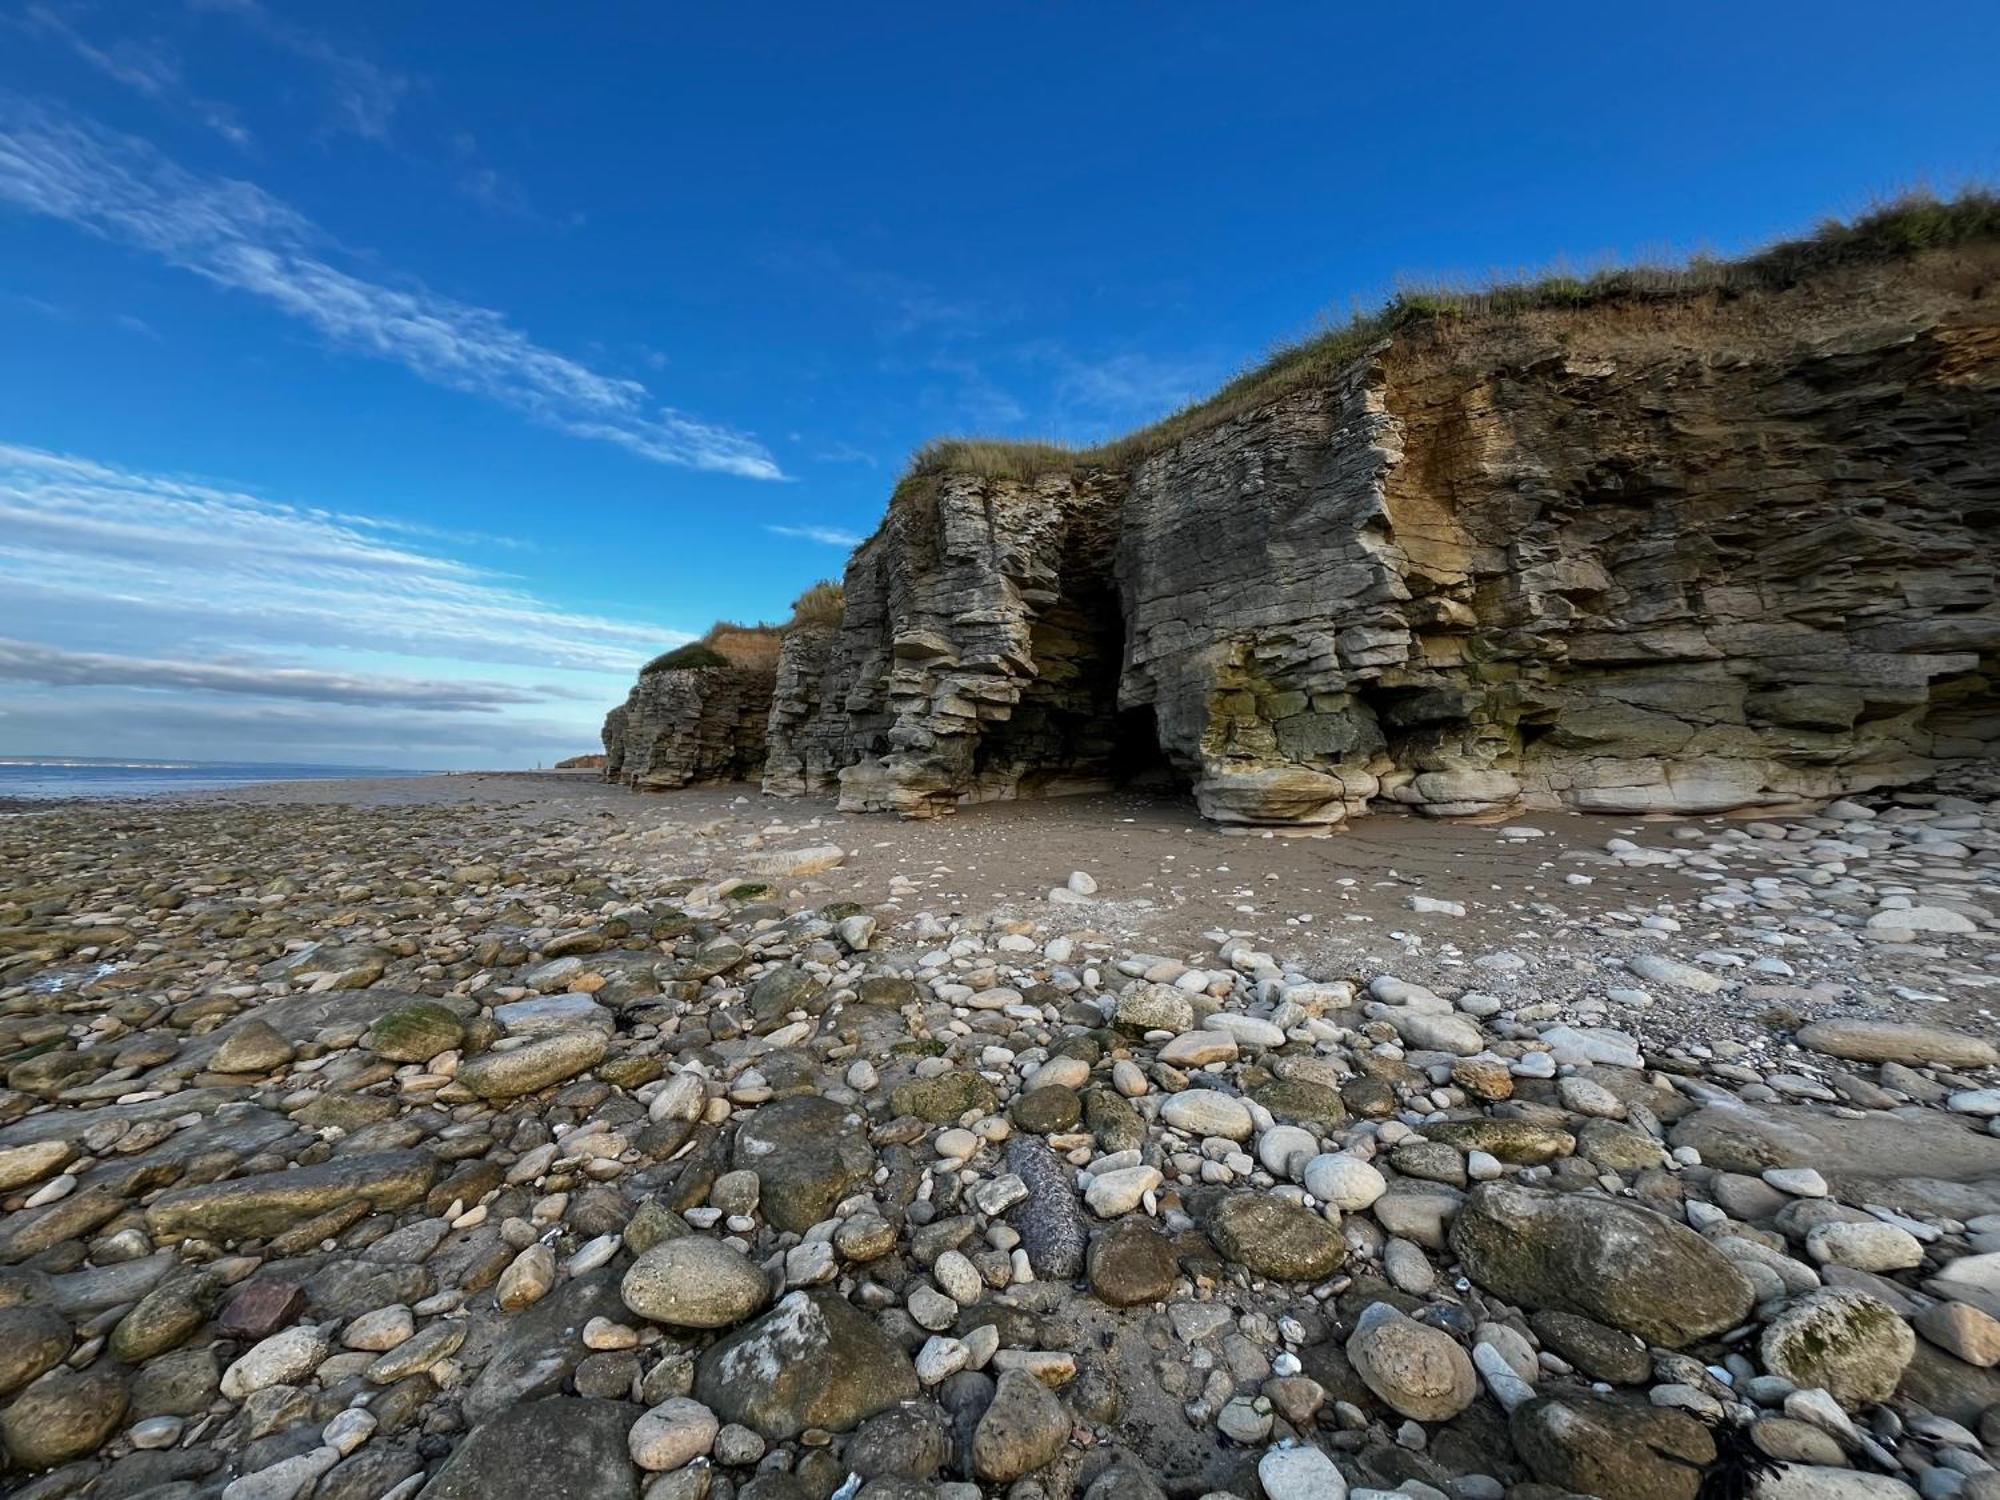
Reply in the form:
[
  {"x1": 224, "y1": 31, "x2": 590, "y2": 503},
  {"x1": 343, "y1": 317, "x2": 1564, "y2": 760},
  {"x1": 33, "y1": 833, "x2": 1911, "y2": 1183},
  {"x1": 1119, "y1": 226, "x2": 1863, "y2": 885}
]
[
  {"x1": 740, "y1": 844, "x2": 845, "y2": 877},
  {"x1": 462, "y1": 1270, "x2": 628, "y2": 1424},
  {"x1": 1625, "y1": 953, "x2": 1726, "y2": 994},
  {"x1": 1510, "y1": 1392, "x2": 1713, "y2": 1500},
  {"x1": 1669, "y1": 1102, "x2": 2000, "y2": 1221},
  {"x1": 145, "y1": 1151, "x2": 439, "y2": 1241},
  {"x1": 491, "y1": 994, "x2": 615, "y2": 1036},
  {"x1": 456, "y1": 1032, "x2": 608, "y2": 1099},
  {"x1": 1793, "y1": 1019, "x2": 1998, "y2": 1070}
]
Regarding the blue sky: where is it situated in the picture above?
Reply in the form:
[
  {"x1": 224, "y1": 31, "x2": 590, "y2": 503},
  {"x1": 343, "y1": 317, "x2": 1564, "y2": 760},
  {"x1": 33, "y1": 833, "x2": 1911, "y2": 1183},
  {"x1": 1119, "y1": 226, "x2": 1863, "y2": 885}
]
[{"x1": 1, "y1": 2, "x2": 1995, "y2": 768}]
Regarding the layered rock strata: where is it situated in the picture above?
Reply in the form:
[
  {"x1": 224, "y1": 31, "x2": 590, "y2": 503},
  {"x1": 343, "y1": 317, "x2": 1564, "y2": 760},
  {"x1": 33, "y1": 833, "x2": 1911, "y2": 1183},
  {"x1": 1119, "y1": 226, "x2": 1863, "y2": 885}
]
[
  {"x1": 763, "y1": 245, "x2": 1998, "y2": 824},
  {"x1": 602, "y1": 661, "x2": 773, "y2": 790},
  {"x1": 797, "y1": 470, "x2": 1131, "y2": 817},
  {"x1": 760, "y1": 622, "x2": 842, "y2": 799}
]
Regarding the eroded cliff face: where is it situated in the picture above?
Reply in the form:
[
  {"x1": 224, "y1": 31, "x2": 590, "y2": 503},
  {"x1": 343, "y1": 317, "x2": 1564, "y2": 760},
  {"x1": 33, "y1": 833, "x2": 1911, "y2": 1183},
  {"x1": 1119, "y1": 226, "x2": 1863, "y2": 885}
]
[
  {"x1": 761, "y1": 622, "x2": 842, "y2": 799},
  {"x1": 602, "y1": 663, "x2": 774, "y2": 790},
  {"x1": 758, "y1": 471, "x2": 1129, "y2": 816},
  {"x1": 1119, "y1": 251, "x2": 1999, "y2": 822},
  {"x1": 760, "y1": 246, "x2": 1997, "y2": 824}
]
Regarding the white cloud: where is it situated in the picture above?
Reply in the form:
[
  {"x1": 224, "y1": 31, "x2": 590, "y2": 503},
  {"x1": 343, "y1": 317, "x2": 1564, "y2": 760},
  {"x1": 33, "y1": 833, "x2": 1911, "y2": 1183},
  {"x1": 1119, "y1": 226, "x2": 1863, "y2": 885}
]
[
  {"x1": 0, "y1": 442, "x2": 687, "y2": 674},
  {"x1": 0, "y1": 691, "x2": 597, "y2": 767},
  {"x1": 1051, "y1": 350, "x2": 1213, "y2": 422},
  {"x1": 0, "y1": 637, "x2": 574, "y2": 711},
  {"x1": 0, "y1": 95, "x2": 782, "y2": 479},
  {"x1": 21, "y1": 4, "x2": 252, "y2": 147},
  {"x1": 813, "y1": 441, "x2": 879, "y2": 468},
  {"x1": 188, "y1": 0, "x2": 403, "y2": 142},
  {"x1": 0, "y1": 442, "x2": 692, "y2": 766},
  {"x1": 764, "y1": 523, "x2": 862, "y2": 548}
]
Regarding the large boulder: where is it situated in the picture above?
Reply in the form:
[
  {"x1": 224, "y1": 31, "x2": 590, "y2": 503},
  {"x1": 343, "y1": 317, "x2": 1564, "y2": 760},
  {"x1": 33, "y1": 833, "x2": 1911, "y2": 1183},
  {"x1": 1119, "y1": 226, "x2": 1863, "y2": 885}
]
[
  {"x1": 1207, "y1": 1193, "x2": 1347, "y2": 1280},
  {"x1": 730, "y1": 1095, "x2": 875, "y2": 1234},
  {"x1": 694, "y1": 1290, "x2": 918, "y2": 1440},
  {"x1": 456, "y1": 1032, "x2": 607, "y2": 1100},
  {"x1": 1449, "y1": 1183, "x2": 1752, "y2": 1347},
  {"x1": 1793, "y1": 1019, "x2": 1998, "y2": 1070},
  {"x1": 1346, "y1": 1302, "x2": 1477, "y2": 1421},
  {"x1": 0, "y1": 1365, "x2": 129, "y2": 1469},
  {"x1": 1670, "y1": 1102, "x2": 2000, "y2": 1221},
  {"x1": 621, "y1": 1237, "x2": 769, "y2": 1328},
  {"x1": 971, "y1": 1367, "x2": 1070, "y2": 1482}
]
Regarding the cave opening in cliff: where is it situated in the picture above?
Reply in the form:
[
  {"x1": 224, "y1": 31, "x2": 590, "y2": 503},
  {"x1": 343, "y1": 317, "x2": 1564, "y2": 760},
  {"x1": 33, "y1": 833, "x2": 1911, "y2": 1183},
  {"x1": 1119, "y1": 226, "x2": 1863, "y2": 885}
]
[{"x1": 1108, "y1": 704, "x2": 1185, "y2": 791}]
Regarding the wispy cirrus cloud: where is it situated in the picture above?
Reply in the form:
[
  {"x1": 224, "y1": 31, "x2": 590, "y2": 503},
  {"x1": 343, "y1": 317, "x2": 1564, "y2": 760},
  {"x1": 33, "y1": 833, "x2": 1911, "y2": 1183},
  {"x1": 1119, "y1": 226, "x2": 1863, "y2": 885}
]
[
  {"x1": 0, "y1": 442, "x2": 688, "y2": 674},
  {"x1": 188, "y1": 0, "x2": 405, "y2": 142},
  {"x1": 0, "y1": 441, "x2": 688, "y2": 765},
  {"x1": 0, "y1": 95, "x2": 782, "y2": 479},
  {"x1": 0, "y1": 637, "x2": 576, "y2": 712},
  {"x1": 764, "y1": 523, "x2": 862, "y2": 548},
  {"x1": 1049, "y1": 349, "x2": 1215, "y2": 424},
  {"x1": 19, "y1": 4, "x2": 253, "y2": 147}
]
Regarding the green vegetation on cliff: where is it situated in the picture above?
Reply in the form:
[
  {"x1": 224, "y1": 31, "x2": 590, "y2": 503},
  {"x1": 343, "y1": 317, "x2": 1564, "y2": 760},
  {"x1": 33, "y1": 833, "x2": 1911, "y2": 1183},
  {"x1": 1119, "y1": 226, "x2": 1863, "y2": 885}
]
[{"x1": 903, "y1": 190, "x2": 2000, "y2": 488}]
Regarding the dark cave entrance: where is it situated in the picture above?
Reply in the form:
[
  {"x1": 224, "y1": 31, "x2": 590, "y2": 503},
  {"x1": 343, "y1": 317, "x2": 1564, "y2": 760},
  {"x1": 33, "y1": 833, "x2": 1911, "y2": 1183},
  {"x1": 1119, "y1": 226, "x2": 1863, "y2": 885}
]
[
  {"x1": 969, "y1": 547, "x2": 1188, "y2": 802},
  {"x1": 1109, "y1": 703, "x2": 1185, "y2": 790}
]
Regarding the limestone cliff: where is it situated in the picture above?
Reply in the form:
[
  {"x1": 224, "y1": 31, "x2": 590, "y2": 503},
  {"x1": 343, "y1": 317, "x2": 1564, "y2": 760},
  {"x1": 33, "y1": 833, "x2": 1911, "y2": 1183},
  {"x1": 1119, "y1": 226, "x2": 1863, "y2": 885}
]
[
  {"x1": 602, "y1": 628, "x2": 780, "y2": 790},
  {"x1": 763, "y1": 239, "x2": 1998, "y2": 824},
  {"x1": 764, "y1": 470, "x2": 1128, "y2": 817}
]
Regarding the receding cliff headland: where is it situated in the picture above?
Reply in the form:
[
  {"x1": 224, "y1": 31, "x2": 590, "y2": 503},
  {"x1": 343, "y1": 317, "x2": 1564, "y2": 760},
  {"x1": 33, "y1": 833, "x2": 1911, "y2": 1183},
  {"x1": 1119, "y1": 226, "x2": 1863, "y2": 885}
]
[{"x1": 610, "y1": 195, "x2": 2000, "y2": 829}]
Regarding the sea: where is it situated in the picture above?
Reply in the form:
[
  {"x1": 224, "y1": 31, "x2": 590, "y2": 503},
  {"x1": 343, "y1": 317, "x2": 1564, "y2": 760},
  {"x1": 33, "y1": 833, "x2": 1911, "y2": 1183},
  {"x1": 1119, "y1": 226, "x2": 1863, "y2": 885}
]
[{"x1": 0, "y1": 757, "x2": 425, "y2": 801}]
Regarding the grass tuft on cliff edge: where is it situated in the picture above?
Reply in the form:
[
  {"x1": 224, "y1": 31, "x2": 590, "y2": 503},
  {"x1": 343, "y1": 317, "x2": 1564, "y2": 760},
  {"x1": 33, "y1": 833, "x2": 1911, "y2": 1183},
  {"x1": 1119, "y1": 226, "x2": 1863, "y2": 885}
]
[
  {"x1": 641, "y1": 621, "x2": 787, "y2": 675},
  {"x1": 902, "y1": 189, "x2": 2000, "y2": 489},
  {"x1": 787, "y1": 580, "x2": 845, "y2": 630}
]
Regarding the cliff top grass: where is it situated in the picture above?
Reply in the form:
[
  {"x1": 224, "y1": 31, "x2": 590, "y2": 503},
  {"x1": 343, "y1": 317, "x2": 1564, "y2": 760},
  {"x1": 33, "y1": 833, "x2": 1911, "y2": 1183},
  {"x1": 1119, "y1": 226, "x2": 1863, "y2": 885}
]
[
  {"x1": 642, "y1": 621, "x2": 786, "y2": 675},
  {"x1": 787, "y1": 580, "x2": 844, "y2": 629},
  {"x1": 903, "y1": 189, "x2": 2000, "y2": 489}
]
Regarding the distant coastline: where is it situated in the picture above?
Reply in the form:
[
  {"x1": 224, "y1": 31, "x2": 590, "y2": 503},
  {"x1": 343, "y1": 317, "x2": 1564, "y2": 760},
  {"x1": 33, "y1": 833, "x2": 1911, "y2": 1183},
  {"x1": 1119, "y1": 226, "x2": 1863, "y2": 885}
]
[{"x1": 0, "y1": 757, "x2": 427, "y2": 801}]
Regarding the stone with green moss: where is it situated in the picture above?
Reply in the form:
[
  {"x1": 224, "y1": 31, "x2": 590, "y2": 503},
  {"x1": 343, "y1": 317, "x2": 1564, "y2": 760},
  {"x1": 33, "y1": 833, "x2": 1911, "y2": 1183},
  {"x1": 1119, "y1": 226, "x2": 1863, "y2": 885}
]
[
  {"x1": 1011, "y1": 1085, "x2": 1082, "y2": 1135},
  {"x1": 363, "y1": 1000, "x2": 464, "y2": 1064},
  {"x1": 1424, "y1": 1118, "x2": 1575, "y2": 1164},
  {"x1": 1450, "y1": 1182, "x2": 1752, "y2": 1348},
  {"x1": 891, "y1": 1073, "x2": 998, "y2": 1123},
  {"x1": 1759, "y1": 1289, "x2": 1914, "y2": 1407},
  {"x1": 623, "y1": 1199, "x2": 692, "y2": 1256},
  {"x1": 598, "y1": 1055, "x2": 664, "y2": 1091},
  {"x1": 1251, "y1": 1078, "x2": 1349, "y2": 1132}
]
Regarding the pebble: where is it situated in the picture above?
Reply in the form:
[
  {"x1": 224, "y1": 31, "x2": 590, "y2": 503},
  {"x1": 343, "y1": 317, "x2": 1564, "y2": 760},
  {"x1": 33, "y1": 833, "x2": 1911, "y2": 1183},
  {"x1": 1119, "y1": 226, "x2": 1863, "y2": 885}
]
[{"x1": 1, "y1": 766, "x2": 1993, "y2": 1500}]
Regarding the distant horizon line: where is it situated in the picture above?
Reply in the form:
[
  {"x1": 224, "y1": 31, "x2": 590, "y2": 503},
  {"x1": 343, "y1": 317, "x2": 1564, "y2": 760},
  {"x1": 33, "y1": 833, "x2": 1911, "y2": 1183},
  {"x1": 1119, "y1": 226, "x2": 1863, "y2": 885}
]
[{"x1": 0, "y1": 755, "x2": 426, "y2": 771}]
